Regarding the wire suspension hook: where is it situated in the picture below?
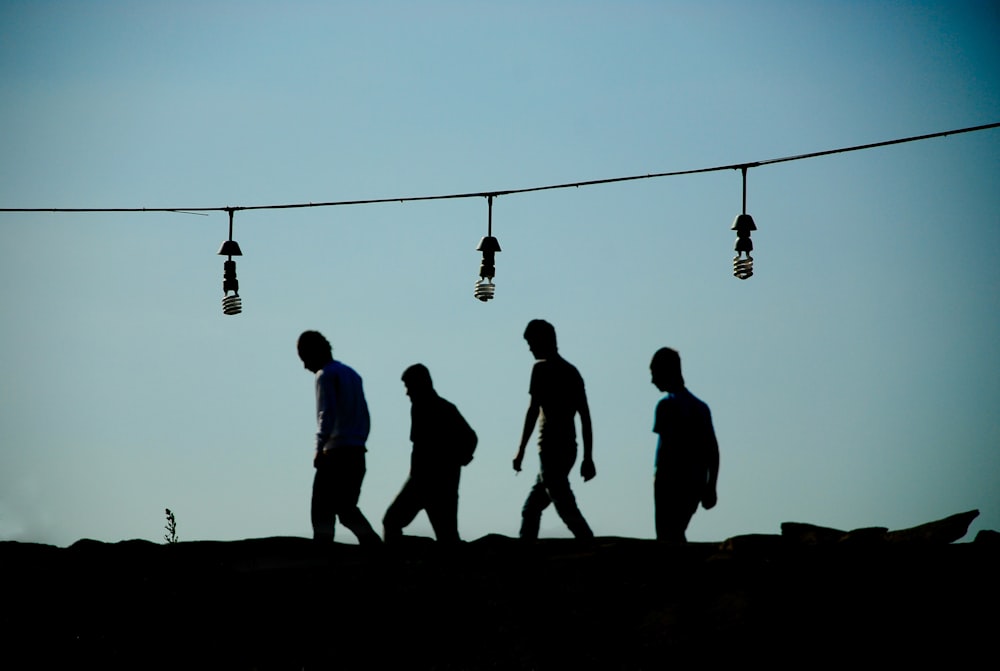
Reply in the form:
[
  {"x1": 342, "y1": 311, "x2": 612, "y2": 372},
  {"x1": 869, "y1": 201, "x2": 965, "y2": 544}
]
[{"x1": 742, "y1": 166, "x2": 747, "y2": 214}]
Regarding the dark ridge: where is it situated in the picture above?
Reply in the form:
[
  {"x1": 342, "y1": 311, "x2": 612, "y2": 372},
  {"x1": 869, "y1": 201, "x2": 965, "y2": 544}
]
[{"x1": 2, "y1": 511, "x2": 996, "y2": 669}]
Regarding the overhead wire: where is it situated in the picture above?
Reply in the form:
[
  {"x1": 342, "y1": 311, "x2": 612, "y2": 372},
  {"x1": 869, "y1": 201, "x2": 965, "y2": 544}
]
[{"x1": 0, "y1": 121, "x2": 997, "y2": 215}]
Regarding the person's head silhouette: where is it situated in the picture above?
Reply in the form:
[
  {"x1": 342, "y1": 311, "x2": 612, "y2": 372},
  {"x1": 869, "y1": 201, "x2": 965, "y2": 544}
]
[
  {"x1": 297, "y1": 330, "x2": 333, "y2": 373},
  {"x1": 650, "y1": 347, "x2": 685, "y2": 393},
  {"x1": 402, "y1": 363, "x2": 435, "y2": 400},
  {"x1": 524, "y1": 319, "x2": 558, "y2": 359}
]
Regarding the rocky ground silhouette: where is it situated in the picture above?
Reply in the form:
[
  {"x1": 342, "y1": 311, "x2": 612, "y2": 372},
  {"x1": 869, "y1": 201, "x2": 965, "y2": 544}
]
[{"x1": 3, "y1": 511, "x2": 996, "y2": 669}]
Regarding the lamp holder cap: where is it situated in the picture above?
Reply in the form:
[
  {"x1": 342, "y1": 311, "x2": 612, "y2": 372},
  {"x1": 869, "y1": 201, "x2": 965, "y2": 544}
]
[
  {"x1": 218, "y1": 240, "x2": 243, "y2": 256},
  {"x1": 731, "y1": 213, "x2": 757, "y2": 232},
  {"x1": 476, "y1": 236, "x2": 501, "y2": 253}
]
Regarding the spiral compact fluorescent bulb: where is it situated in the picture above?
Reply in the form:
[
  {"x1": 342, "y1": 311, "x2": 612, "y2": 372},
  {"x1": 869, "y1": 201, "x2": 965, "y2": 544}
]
[
  {"x1": 221, "y1": 258, "x2": 242, "y2": 315},
  {"x1": 475, "y1": 235, "x2": 501, "y2": 302}
]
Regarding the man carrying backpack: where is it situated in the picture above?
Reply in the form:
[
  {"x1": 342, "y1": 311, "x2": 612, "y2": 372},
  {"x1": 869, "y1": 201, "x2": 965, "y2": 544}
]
[{"x1": 383, "y1": 364, "x2": 477, "y2": 544}]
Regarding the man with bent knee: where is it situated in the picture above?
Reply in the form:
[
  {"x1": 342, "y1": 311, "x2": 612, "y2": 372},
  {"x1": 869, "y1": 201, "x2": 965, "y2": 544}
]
[{"x1": 383, "y1": 364, "x2": 477, "y2": 544}]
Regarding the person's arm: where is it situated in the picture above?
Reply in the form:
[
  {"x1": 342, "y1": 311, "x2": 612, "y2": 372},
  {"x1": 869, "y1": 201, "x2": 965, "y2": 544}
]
[
  {"x1": 578, "y1": 392, "x2": 596, "y2": 481},
  {"x1": 315, "y1": 370, "x2": 337, "y2": 459},
  {"x1": 513, "y1": 399, "x2": 539, "y2": 473},
  {"x1": 701, "y1": 412, "x2": 719, "y2": 509}
]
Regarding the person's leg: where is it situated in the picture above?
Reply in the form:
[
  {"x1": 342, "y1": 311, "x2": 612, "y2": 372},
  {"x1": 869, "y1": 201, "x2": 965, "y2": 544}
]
[
  {"x1": 541, "y1": 449, "x2": 593, "y2": 539},
  {"x1": 311, "y1": 452, "x2": 337, "y2": 543},
  {"x1": 425, "y1": 468, "x2": 461, "y2": 544},
  {"x1": 331, "y1": 447, "x2": 382, "y2": 545},
  {"x1": 654, "y1": 474, "x2": 699, "y2": 543},
  {"x1": 383, "y1": 476, "x2": 424, "y2": 544},
  {"x1": 519, "y1": 474, "x2": 552, "y2": 540}
]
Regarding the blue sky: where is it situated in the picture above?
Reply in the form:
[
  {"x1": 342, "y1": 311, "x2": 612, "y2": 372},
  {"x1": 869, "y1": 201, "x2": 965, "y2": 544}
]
[{"x1": 1, "y1": 1, "x2": 998, "y2": 545}]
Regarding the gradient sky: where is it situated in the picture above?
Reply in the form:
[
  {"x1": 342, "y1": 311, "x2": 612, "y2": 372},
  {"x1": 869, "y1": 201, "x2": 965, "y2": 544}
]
[{"x1": 1, "y1": 1, "x2": 998, "y2": 546}]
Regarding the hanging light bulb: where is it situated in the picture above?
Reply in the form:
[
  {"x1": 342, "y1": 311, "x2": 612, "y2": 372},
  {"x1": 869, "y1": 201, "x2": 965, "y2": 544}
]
[
  {"x1": 732, "y1": 213, "x2": 755, "y2": 280},
  {"x1": 475, "y1": 195, "x2": 501, "y2": 301},
  {"x1": 732, "y1": 167, "x2": 756, "y2": 280},
  {"x1": 218, "y1": 209, "x2": 243, "y2": 315}
]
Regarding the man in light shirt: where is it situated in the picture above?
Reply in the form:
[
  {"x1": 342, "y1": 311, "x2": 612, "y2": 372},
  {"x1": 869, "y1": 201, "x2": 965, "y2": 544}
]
[{"x1": 297, "y1": 330, "x2": 381, "y2": 545}]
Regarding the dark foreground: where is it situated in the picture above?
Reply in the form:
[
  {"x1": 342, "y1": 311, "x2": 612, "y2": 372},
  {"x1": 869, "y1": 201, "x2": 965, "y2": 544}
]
[{"x1": 3, "y1": 512, "x2": 997, "y2": 669}]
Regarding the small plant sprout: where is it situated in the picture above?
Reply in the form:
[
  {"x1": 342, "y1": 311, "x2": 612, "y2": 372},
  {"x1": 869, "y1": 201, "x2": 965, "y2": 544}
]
[{"x1": 163, "y1": 508, "x2": 179, "y2": 544}]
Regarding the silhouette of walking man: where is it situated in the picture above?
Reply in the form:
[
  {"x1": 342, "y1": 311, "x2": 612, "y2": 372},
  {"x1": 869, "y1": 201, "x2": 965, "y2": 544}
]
[
  {"x1": 297, "y1": 330, "x2": 381, "y2": 545},
  {"x1": 383, "y1": 364, "x2": 477, "y2": 544},
  {"x1": 513, "y1": 320, "x2": 595, "y2": 540},
  {"x1": 649, "y1": 347, "x2": 719, "y2": 543}
]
